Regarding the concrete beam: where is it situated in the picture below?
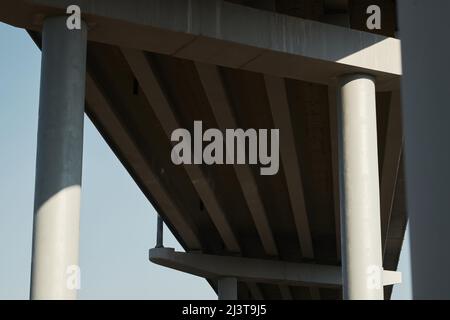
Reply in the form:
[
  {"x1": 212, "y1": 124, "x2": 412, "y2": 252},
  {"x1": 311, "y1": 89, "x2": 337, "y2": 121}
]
[
  {"x1": 150, "y1": 248, "x2": 341, "y2": 287},
  {"x1": 383, "y1": 270, "x2": 403, "y2": 287},
  {"x1": 121, "y1": 48, "x2": 241, "y2": 253},
  {"x1": 1, "y1": 0, "x2": 401, "y2": 89},
  {"x1": 149, "y1": 248, "x2": 401, "y2": 288},
  {"x1": 264, "y1": 75, "x2": 314, "y2": 260},
  {"x1": 264, "y1": 75, "x2": 321, "y2": 300}
]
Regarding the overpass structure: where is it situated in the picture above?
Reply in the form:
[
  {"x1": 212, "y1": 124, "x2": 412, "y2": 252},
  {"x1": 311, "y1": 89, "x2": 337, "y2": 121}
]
[{"x1": 0, "y1": 0, "x2": 407, "y2": 300}]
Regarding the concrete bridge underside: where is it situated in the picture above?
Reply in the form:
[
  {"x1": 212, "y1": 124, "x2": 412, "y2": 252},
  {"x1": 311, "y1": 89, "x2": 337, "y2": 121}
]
[{"x1": 0, "y1": 0, "x2": 406, "y2": 300}]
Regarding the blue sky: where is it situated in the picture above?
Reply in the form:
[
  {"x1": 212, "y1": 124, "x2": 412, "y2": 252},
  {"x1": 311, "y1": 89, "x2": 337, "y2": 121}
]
[
  {"x1": 0, "y1": 22, "x2": 216, "y2": 300},
  {"x1": 0, "y1": 22, "x2": 411, "y2": 300}
]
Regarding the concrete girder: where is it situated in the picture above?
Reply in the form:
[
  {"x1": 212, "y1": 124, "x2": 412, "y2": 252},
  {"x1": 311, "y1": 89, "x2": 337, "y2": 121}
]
[
  {"x1": 0, "y1": 0, "x2": 401, "y2": 89},
  {"x1": 149, "y1": 248, "x2": 401, "y2": 288}
]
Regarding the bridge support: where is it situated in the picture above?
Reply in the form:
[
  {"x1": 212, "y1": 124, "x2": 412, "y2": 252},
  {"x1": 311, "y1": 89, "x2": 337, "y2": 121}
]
[
  {"x1": 218, "y1": 277, "x2": 238, "y2": 300},
  {"x1": 30, "y1": 16, "x2": 87, "y2": 300},
  {"x1": 149, "y1": 248, "x2": 400, "y2": 298},
  {"x1": 337, "y1": 74, "x2": 384, "y2": 300}
]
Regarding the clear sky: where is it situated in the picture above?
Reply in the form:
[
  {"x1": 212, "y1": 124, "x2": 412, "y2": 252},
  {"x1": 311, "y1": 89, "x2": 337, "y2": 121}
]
[
  {"x1": 0, "y1": 22, "x2": 216, "y2": 300},
  {"x1": 0, "y1": 22, "x2": 411, "y2": 300}
]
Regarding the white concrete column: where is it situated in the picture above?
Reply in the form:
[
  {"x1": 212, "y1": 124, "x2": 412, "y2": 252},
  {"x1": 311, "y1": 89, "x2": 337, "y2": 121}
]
[
  {"x1": 337, "y1": 74, "x2": 383, "y2": 300},
  {"x1": 30, "y1": 16, "x2": 87, "y2": 300},
  {"x1": 218, "y1": 277, "x2": 238, "y2": 300}
]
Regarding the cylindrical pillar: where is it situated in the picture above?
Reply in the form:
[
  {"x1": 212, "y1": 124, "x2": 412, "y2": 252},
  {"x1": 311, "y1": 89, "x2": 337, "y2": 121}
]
[
  {"x1": 30, "y1": 16, "x2": 87, "y2": 300},
  {"x1": 337, "y1": 74, "x2": 383, "y2": 300},
  {"x1": 218, "y1": 277, "x2": 238, "y2": 300}
]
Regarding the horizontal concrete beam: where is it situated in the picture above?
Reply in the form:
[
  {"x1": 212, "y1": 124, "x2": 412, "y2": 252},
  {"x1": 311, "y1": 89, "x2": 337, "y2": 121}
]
[
  {"x1": 383, "y1": 269, "x2": 403, "y2": 287},
  {"x1": 1, "y1": 0, "x2": 401, "y2": 89},
  {"x1": 149, "y1": 248, "x2": 402, "y2": 288}
]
